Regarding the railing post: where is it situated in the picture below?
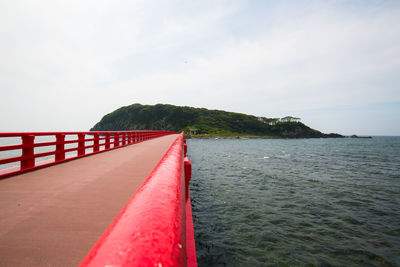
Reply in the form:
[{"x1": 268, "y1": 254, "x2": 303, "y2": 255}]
[
  {"x1": 21, "y1": 135, "x2": 35, "y2": 170},
  {"x1": 93, "y1": 133, "x2": 99, "y2": 152},
  {"x1": 114, "y1": 132, "x2": 119, "y2": 147},
  {"x1": 128, "y1": 133, "x2": 132, "y2": 144},
  {"x1": 122, "y1": 132, "x2": 126, "y2": 146},
  {"x1": 55, "y1": 134, "x2": 65, "y2": 162},
  {"x1": 78, "y1": 133, "x2": 85, "y2": 156},
  {"x1": 184, "y1": 157, "x2": 192, "y2": 201},
  {"x1": 105, "y1": 133, "x2": 110, "y2": 150}
]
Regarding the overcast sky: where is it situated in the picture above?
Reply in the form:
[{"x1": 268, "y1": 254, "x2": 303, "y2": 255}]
[{"x1": 1, "y1": 0, "x2": 399, "y2": 135}]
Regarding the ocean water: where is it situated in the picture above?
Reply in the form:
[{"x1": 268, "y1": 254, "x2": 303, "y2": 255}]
[{"x1": 187, "y1": 137, "x2": 400, "y2": 266}]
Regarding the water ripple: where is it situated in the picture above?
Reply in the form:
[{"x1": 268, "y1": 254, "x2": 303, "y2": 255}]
[{"x1": 189, "y1": 137, "x2": 400, "y2": 266}]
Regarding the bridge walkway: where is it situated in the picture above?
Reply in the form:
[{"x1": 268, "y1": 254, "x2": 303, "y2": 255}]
[{"x1": 0, "y1": 134, "x2": 179, "y2": 267}]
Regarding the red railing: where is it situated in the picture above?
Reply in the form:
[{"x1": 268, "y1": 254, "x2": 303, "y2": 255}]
[
  {"x1": 80, "y1": 133, "x2": 197, "y2": 267},
  {"x1": 0, "y1": 131, "x2": 176, "y2": 179}
]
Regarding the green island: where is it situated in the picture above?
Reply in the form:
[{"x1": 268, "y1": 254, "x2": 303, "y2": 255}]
[{"x1": 90, "y1": 103, "x2": 343, "y2": 138}]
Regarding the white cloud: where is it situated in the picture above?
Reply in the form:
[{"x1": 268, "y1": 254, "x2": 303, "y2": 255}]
[{"x1": 113, "y1": 3, "x2": 400, "y2": 111}]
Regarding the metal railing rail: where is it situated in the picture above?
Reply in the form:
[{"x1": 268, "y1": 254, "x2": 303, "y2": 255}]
[
  {"x1": 79, "y1": 133, "x2": 197, "y2": 267},
  {"x1": 0, "y1": 131, "x2": 176, "y2": 179}
]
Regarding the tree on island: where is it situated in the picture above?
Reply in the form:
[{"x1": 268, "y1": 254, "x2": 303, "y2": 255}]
[
  {"x1": 280, "y1": 116, "x2": 301, "y2": 123},
  {"x1": 91, "y1": 103, "x2": 343, "y2": 138}
]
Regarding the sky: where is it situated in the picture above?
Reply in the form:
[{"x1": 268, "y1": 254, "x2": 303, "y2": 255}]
[{"x1": 1, "y1": 0, "x2": 399, "y2": 135}]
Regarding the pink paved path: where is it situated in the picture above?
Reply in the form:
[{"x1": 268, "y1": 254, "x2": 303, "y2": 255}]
[{"x1": 0, "y1": 134, "x2": 179, "y2": 267}]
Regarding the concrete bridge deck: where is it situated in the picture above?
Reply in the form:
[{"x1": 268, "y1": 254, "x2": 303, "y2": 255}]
[{"x1": 0, "y1": 134, "x2": 179, "y2": 267}]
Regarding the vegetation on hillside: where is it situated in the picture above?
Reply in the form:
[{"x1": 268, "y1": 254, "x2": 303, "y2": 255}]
[{"x1": 91, "y1": 103, "x2": 342, "y2": 138}]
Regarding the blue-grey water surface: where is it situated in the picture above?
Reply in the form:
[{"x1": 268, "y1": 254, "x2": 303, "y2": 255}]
[{"x1": 187, "y1": 137, "x2": 400, "y2": 266}]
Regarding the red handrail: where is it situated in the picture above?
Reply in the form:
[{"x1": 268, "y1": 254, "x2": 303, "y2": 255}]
[
  {"x1": 0, "y1": 131, "x2": 176, "y2": 179},
  {"x1": 80, "y1": 133, "x2": 197, "y2": 267}
]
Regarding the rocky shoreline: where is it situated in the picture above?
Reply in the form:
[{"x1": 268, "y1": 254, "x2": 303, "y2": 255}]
[
  {"x1": 186, "y1": 133, "x2": 374, "y2": 139},
  {"x1": 187, "y1": 133, "x2": 347, "y2": 139}
]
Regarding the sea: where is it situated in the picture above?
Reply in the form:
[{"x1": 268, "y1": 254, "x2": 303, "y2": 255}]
[{"x1": 187, "y1": 137, "x2": 400, "y2": 266}]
